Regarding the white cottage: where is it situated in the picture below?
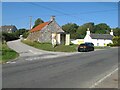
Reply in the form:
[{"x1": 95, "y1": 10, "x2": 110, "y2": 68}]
[{"x1": 84, "y1": 28, "x2": 113, "y2": 46}]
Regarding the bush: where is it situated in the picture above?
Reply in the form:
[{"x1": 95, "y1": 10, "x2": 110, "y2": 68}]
[
  {"x1": 107, "y1": 43, "x2": 114, "y2": 47},
  {"x1": 22, "y1": 31, "x2": 29, "y2": 38},
  {"x1": 112, "y1": 36, "x2": 120, "y2": 46},
  {"x1": 107, "y1": 36, "x2": 120, "y2": 47},
  {"x1": 2, "y1": 32, "x2": 19, "y2": 42}
]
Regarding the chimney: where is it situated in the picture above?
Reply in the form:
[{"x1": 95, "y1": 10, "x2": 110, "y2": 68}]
[
  {"x1": 86, "y1": 28, "x2": 90, "y2": 35},
  {"x1": 110, "y1": 30, "x2": 113, "y2": 36},
  {"x1": 50, "y1": 16, "x2": 55, "y2": 21}
]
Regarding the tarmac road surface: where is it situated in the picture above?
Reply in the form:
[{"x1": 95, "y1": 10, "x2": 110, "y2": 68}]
[{"x1": 2, "y1": 46, "x2": 118, "y2": 88}]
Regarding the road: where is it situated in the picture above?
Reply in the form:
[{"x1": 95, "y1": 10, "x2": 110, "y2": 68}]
[
  {"x1": 6, "y1": 39, "x2": 79, "y2": 63},
  {"x1": 2, "y1": 47, "x2": 118, "y2": 88},
  {"x1": 7, "y1": 39, "x2": 78, "y2": 57}
]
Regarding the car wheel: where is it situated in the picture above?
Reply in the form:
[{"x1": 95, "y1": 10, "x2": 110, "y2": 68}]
[
  {"x1": 78, "y1": 49, "x2": 80, "y2": 52},
  {"x1": 86, "y1": 49, "x2": 89, "y2": 52}
]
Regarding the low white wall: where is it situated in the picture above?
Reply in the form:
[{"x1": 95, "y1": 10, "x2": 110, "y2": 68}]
[{"x1": 71, "y1": 39, "x2": 84, "y2": 45}]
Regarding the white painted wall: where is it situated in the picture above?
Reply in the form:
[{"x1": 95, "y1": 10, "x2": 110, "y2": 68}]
[
  {"x1": 91, "y1": 39, "x2": 98, "y2": 46},
  {"x1": 84, "y1": 29, "x2": 113, "y2": 46},
  {"x1": 84, "y1": 34, "x2": 113, "y2": 46},
  {"x1": 71, "y1": 39, "x2": 84, "y2": 44},
  {"x1": 104, "y1": 39, "x2": 113, "y2": 45},
  {"x1": 91, "y1": 39, "x2": 112, "y2": 46},
  {"x1": 65, "y1": 34, "x2": 70, "y2": 45},
  {"x1": 57, "y1": 34, "x2": 61, "y2": 44},
  {"x1": 84, "y1": 35, "x2": 92, "y2": 43}
]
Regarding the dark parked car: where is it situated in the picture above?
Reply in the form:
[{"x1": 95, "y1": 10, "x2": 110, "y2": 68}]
[{"x1": 78, "y1": 42, "x2": 94, "y2": 52}]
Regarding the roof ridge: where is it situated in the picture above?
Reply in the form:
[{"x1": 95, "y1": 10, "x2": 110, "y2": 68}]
[
  {"x1": 91, "y1": 33, "x2": 110, "y2": 35},
  {"x1": 90, "y1": 33, "x2": 112, "y2": 36}
]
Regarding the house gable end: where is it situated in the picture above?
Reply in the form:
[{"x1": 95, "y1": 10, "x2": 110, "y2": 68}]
[
  {"x1": 45, "y1": 20, "x2": 64, "y2": 33},
  {"x1": 1, "y1": 25, "x2": 17, "y2": 32},
  {"x1": 84, "y1": 34, "x2": 92, "y2": 42}
]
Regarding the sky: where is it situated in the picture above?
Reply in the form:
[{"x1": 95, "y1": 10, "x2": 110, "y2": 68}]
[
  {"x1": 2, "y1": 2, "x2": 118, "y2": 29},
  {"x1": 1, "y1": 0, "x2": 120, "y2": 2}
]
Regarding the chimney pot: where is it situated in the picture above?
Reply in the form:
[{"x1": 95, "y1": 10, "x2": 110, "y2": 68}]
[
  {"x1": 110, "y1": 29, "x2": 113, "y2": 36},
  {"x1": 50, "y1": 16, "x2": 55, "y2": 21},
  {"x1": 86, "y1": 28, "x2": 90, "y2": 35}
]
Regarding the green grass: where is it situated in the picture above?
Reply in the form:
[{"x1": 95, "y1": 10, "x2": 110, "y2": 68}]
[
  {"x1": 21, "y1": 40, "x2": 111, "y2": 53},
  {"x1": 22, "y1": 40, "x2": 78, "y2": 52},
  {"x1": 94, "y1": 46, "x2": 110, "y2": 49},
  {"x1": 0, "y1": 43, "x2": 19, "y2": 63}
]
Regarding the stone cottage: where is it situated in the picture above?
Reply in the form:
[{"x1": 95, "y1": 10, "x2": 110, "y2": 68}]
[{"x1": 27, "y1": 16, "x2": 70, "y2": 45}]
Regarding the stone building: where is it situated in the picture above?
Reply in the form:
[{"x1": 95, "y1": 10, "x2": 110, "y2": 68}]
[
  {"x1": 27, "y1": 16, "x2": 70, "y2": 45},
  {"x1": 0, "y1": 25, "x2": 17, "y2": 33}
]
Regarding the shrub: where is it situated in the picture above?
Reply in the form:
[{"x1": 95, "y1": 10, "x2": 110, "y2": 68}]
[
  {"x1": 2, "y1": 32, "x2": 19, "y2": 41},
  {"x1": 107, "y1": 36, "x2": 120, "y2": 47},
  {"x1": 22, "y1": 31, "x2": 29, "y2": 38},
  {"x1": 113, "y1": 36, "x2": 120, "y2": 46},
  {"x1": 107, "y1": 43, "x2": 114, "y2": 47}
]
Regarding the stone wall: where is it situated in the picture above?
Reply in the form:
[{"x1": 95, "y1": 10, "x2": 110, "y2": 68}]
[{"x1": 27, "y1": 20, "x2": 64, "y2": 43}]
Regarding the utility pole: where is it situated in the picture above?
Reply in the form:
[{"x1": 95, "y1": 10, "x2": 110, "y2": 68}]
[{"x1": 29, "y1": 16, "x2": 32, "y2": 30}]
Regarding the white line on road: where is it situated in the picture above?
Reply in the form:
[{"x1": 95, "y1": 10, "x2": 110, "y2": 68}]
[
  {"x1": 29, "y1": 50, "x2": 38, "y2": 54},
  {"x1": 6, "y1": 61, "x2": 16, "y2": 64},
  {"x1": 89, "y1": 68, "x2": 118, "y2": 88}
]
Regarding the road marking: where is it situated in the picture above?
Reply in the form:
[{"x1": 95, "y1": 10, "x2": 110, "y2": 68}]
[
  {"x1": 89, "y1": 68, "x2": 118, "y2": 88},
  {"x1": 29, "y1": 50, "x2": 38, "y2": 54},
  {"x1": 6, "y1": 61, "x2": 16, "y2": 64},
  {"x1": 26, "y1": 57, "x2": 41, "y2": 61}
]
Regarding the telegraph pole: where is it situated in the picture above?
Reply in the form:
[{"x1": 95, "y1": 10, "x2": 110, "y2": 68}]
[{"x1": 29, "y1": 16, "x2": 32, "y2": 30}]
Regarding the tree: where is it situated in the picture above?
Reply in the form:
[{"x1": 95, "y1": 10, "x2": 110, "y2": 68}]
[
  {"x1": 94, "y1": 23, "x2": 111, "y2": 34},
  {"x1": 22, "y1": 31, "x2": 29, "y2": 38},
  {"x1": 113, "y1": 27, "x2": 120, "y2": 36},
  {"x1": 62, "y1": 23, "x2": 79, "y2": 39},
  {"x1": 76, "y1": 26, "x2": 86, "y2": 39},
  {"x1": 112, "y1": 36, "x2": 120, "y2": 46},
  {"x1": 83, "y1": 22, "x2": 95, "y2": 33},
  {"x1": 76, "y1": 22, "x2": 95, "y2": 39},
  {"x1": 62, "y1": 22, "x2": 113, "y2": 39},
  {"x1": 32, "y1": 18, "x2": 44, "y2": 28},
  {"x1": 62, "y1": 23, "x2": 78, "y2": 33},
  {"x1": 15, "y1": 28, "x2": 27, "y2": 36}
]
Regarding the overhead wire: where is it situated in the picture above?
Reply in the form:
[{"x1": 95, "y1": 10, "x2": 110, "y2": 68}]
[
  {"x1": 3, "y1": 1, "x2": 118, "y2": 28},
  {"x1": 3, "y1": 1, "x2": 117, "y2": 21},
  {"x1": 25, "y1": 2, "x2": 117, "y2": 23}
]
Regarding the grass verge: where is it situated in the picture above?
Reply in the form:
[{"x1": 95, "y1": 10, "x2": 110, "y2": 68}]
[
  {"x1": 21, "y1": 40, "x2": 78, "y2": 52},
  {"x1": 0, "y1": 43, "x2": 19, "y2": 63},
  {"x1": 94, "y1": 46, "x2": 110, "y2": 49}
]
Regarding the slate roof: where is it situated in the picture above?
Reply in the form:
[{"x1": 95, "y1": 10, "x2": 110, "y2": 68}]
[
  {"x1": 30, "y1": 22, "x2": 50, "y2": 32},
  {"x1": 90, "y1": 34, "x2": 113, "y2": 40},
  {"x1": 1, "y1": 25, "x2": 17, "y2": 32}
]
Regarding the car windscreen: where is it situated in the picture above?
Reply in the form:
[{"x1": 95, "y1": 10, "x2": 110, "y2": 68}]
[{"x1": 80, "y1": 44, "x2": 86, "y2": 46}]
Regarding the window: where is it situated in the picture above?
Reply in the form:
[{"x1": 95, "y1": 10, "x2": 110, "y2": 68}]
[{"x1": 97, "y1": 43, "x2": 99, "y2": 46}]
